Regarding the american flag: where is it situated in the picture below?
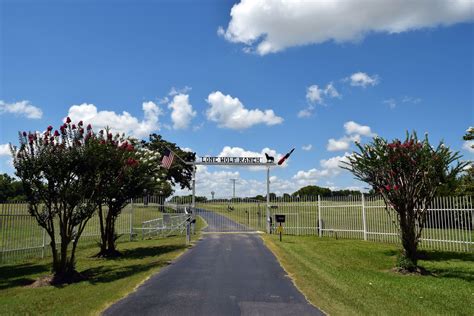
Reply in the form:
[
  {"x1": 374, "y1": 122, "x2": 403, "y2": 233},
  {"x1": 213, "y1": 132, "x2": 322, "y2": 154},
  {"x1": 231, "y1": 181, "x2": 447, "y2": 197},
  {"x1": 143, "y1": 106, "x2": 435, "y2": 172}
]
[{"x1": 161, "y1": 149, "x2": 175, "y2": 169}]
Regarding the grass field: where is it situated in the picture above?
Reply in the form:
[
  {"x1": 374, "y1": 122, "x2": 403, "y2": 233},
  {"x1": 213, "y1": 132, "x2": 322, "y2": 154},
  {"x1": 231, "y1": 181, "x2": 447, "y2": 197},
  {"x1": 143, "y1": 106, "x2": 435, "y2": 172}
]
[
  {"x1": 0, "y1": 216, "x2": 205, "y2": 315},
  {"x1": 263, "y1": 234, "x2": 474, "y2": 316}
]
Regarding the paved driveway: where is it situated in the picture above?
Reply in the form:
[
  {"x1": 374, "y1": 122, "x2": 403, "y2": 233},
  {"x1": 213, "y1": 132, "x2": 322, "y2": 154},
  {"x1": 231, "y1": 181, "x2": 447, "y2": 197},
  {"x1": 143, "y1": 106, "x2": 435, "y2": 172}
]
[{"x1": 104, "y1": 213, "x2": 323, "y2": 316}]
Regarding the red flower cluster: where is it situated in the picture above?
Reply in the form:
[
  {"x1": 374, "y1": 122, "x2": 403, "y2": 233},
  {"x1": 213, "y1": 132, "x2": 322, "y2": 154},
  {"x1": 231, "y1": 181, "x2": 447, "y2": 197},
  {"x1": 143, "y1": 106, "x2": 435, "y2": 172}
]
[
  {"x1": 126, "y1": 158, "x2": 139, "y2": 167},
  {"x1": 119, "y1": 141, "x2": 134, "y2": 152},
  {"x1": 383, "y1": 184, "x2": 400, "y2": 191}
]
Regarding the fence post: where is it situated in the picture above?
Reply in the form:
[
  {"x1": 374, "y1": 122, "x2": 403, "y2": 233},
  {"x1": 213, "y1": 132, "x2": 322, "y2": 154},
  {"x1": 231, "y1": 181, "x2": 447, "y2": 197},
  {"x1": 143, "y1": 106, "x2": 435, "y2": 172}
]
[
  {"x1": 129, "y1": 198, "x2": 134, "y2": 241},
  {"x1": 41, "y1": 228, "x2": 46, "y2": 258},
  {"x1": 362, "y1": 194, "x2": 367, "y2": 241},
  {"x1": 318, "y1": 195, "x2": 322, "y2": 237}
]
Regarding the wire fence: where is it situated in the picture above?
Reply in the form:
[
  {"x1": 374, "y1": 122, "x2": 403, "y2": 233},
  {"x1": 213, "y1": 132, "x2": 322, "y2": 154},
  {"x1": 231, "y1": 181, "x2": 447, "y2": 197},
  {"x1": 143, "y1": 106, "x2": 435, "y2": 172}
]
[{"x1": 1, "y1": 195, "x2": 472, "y2": 264}]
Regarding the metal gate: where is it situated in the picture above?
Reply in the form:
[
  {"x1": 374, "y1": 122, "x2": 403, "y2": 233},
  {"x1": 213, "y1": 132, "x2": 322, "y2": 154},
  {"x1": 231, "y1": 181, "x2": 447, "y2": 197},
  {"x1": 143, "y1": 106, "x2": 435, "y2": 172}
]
[{"x1": 195, "y1": 199, "x2": 267, "y2": 233}]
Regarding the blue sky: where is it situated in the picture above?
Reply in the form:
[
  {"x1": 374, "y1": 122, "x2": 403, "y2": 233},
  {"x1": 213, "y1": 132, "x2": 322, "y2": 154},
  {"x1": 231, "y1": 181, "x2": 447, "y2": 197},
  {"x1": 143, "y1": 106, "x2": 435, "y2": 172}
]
[{"x1": 1, "y1": 0, "x2": 473, "y2": 197}]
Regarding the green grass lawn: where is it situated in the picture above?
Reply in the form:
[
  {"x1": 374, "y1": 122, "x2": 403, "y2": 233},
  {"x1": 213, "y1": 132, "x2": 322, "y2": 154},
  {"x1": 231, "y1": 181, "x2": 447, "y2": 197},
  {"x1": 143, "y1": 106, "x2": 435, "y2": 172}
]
[
  {"x1": 263, "y1": 234, "x2": 474, "y2": 316},
  {"x1": 0, "y1": 216, "x2": 205, "y2": 315}
]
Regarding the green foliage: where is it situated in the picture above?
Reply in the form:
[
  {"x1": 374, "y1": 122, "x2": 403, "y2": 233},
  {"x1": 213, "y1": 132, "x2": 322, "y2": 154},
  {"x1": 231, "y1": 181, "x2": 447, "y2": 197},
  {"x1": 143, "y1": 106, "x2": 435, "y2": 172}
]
[
  {"x1": 0, "y1": 173, "x2": 25, "y2": 201},
  {"x1": 292, "y1": 185, "x2": 360, "y2": 197},
  {"x1": 169, "y1": 195, "x2": 207, "y2": 203},
  {"x1": 88, "y1": 129, "x2": 160, "y2": 256},
  {"x1": 144, "y1": 134, "x2": 195, "y2": 196},
  {"x1": 12, "y1": 120, "x2": 98, "y2": 280},
  {"x1": 343, "y1": 131, "x2": 466, "y2": 268}
]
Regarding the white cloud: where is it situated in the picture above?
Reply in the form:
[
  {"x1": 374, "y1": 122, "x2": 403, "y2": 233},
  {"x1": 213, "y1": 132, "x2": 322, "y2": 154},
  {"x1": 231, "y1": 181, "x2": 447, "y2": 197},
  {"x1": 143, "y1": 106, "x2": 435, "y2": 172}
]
[
  {"x1": 385, "y1": 96, "x2": 422, "y2": 109},
  {"x1": 168, "y1": 94, "x2": 196, "y2": 130},
  {"x1": 402, "y1": 96, "x2": 422, "y2": 104},
  {"x1": 320, "y1": 153, "x2": 351, "y2": 171},
  {"x1": 327, "y1": 138, "x2": 351, "y2": 152},
  {"x1": 347, "y1": 72, "x2": 379, "y2": 87},
  {"x1": 0, "y1": 100, "x2": 43, "y2": 119},
  {"x1": 306, "y1": 85, "x2": 323, "y2": 104},
  {"x1": 297, "y1": 107, "x2": 314, "y2": 118},
  {"x1": 324, "y1": 83, "x2": 341, "y2": 98},
  {"x1": 327, "y1": 121, "x2": 374, "y2": 152},
  {"x1": 219, "y1": 0, "x2": 474, "y2": 55},
  {"x1": 67, "y1": 101, "x2": 162, "y2": 139},
  {"x1": 306, "y1": 83, "x2": 341, "y2": 104},
  {"x1": 292, "y1": 153, "x2": 350, "y2": 186},
  {"x1": 169, "y1": 86, "x2": 192, "y2": 96},
  {"x1": 344, "y1": 121, "x2": 375, "y2": 137},
  {"x1": 299, "y1": 83, "x2": 341, "y2": 117},
  {"x1": 302, "y1": 144, "x2": 312, "y2": 151},
  {"x1": 463, "y1": 140, "x2": 474, "y2": 153},
  {"x1": 383, "y1": 99, "x2": 397, "y2": 109},
  {"x1": 0, "y1": 144, "x2": 11, "y2": 156},
  {"x1": 206, "y1": 91, "x2": 283, "y2": 129}
]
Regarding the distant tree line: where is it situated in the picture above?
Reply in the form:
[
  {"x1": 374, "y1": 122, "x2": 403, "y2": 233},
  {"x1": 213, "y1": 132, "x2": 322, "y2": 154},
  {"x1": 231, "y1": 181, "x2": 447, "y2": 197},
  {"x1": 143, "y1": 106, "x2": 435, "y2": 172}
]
[{"x1": 0, "y1": 173, "x2": 25, "y2": 201}]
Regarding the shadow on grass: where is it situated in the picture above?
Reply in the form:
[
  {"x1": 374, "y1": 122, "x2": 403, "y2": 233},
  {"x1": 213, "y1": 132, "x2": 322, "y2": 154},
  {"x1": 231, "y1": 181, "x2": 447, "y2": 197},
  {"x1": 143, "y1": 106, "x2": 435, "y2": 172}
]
[
  {"x1": 117, "y1": 244, "x2": 187, "y2": 260},
  {"x1": 0, "y1": 263, "x2": 50, "y2": 290},
  {"x1": 382, "y1": 249, "x2": 474, "y2": 282},
  {"x1": 1, "y1": 244, "x2": 187, "y2": 289},
  {"x1": 81, "y1": 244, "x2": 187, "y2": 285},
  {"x1": 418, "y1": 250, "x2": 474, "y2": 262}
]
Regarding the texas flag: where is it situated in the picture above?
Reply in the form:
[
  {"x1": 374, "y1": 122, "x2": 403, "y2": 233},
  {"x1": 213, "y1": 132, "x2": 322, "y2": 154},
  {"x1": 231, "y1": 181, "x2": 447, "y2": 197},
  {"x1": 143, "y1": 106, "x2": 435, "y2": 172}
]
[{"x1": 278, "y1": 148, "x2": 295, "y2": 165}]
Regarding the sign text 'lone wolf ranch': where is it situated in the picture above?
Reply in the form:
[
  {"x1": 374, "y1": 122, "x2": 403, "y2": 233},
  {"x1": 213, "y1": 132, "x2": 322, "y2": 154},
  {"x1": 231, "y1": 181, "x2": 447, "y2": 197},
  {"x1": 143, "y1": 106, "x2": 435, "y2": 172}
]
[
  {"x1": 198, "y1": 156, "x2": 269, "y2": 165},
  {"x1": 194, "y1": 149, "x2": 295, "y2": 166}
]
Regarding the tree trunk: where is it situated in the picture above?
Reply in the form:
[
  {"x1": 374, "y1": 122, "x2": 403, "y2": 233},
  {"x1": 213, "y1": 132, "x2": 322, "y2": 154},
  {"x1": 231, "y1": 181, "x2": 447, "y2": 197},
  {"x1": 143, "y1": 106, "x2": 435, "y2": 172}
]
[
  {"x1": 96, "y1": 205, "x2": 121, "y2": 257},
  {"x1": 97, "y1": 204, "x2": 107, "y2": 254},
  {"x1": 398, "y1": 208, "x2": 418, "y2": 270}
]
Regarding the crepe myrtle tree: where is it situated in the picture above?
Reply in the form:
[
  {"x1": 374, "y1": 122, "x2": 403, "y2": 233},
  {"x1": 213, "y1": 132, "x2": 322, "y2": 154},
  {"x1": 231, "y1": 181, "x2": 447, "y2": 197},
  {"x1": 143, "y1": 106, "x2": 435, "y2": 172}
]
[
  {"x1": 343, "y1": 132, "x2": 466, "y2": 271},
  {"x1": 92, "y1": 130, "x2": 160, "y2": 257},
  {"x1": 11, "y1": 119, "x2": 99, "y2": 283}
]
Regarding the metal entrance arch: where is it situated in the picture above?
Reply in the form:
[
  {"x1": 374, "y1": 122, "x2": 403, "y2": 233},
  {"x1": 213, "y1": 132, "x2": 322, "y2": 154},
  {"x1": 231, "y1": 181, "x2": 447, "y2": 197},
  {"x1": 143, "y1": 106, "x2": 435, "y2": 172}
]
[{"x1": 189, "y1": 159, "x2": 277, "y2": 234}]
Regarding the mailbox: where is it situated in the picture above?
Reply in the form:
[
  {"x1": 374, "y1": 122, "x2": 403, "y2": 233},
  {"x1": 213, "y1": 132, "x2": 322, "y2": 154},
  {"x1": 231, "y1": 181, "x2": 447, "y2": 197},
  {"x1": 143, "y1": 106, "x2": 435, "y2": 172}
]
[{"x1": 275, "y1": 214, "x2": 285, "y2": 223}]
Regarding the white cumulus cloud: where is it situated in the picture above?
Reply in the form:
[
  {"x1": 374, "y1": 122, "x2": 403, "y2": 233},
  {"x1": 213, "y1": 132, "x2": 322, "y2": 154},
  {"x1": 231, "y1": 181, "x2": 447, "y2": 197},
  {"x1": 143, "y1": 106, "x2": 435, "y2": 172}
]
[
  {"x1": 299, "y1": 83, "x2": 341, "y2": 117},
  {"x1": 168, "y1": 94, "x2": 196, "y2": 130},
  {"x1": 293, "y1": 152, "x2": 351, "y2": 186},
  {"x1": 327, "y1": 121, "x2": 374, "y2": 152},
  {"x1": 0, "y1": 144, "x2": 11, "y2": 156},
  {"x1": 344, "y1": 121, "x2": 375, "y2": 137},
  {"x1": 327, "y1": 138, "x2": 351, "y2": 152},
  {"x1": 0, "y1": 100, "x2": 43, "y2": 119},
  {"x1": 206, "y1": 91, "x2": 283, "y2": 129},
  {"x1": 302, "y1": 144, "x2": 312, "y2": 151},
  {"x1": 67, "y1": 101, "x2": 162, "y2": 139},
  {"x1": 463, "y1": 140, "x2": 474, "y2": 153},
  {"x1": 219, "y1": 0, "x2": 474, "y2": 55},
  {"x1": 347, "y1": 72, "x2": 379, "y2": 87}
]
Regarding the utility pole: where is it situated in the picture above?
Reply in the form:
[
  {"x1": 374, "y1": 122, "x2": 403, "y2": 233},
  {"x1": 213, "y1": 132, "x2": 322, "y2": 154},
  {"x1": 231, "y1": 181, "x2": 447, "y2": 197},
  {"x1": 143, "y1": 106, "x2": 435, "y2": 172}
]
[{"x1": 230, "y1": 178, "x2": 237, "y2": 199}]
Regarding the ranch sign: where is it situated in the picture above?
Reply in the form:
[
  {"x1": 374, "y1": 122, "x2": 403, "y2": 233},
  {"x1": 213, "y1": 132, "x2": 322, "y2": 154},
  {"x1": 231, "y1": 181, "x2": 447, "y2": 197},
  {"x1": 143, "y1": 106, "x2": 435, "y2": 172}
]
[{"x1": 196, "y1": 156, "x2": 274, "y2": 165}]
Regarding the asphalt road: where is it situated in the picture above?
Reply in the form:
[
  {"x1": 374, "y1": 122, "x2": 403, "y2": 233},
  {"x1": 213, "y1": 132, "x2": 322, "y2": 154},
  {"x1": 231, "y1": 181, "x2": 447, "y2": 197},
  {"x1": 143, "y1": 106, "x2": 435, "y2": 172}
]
[
  {"x1": 197, "y1": 209, "x2": 255, "y2": 232},
  {"x1": 104, "y1": 212, "x2": 323, "y2": 316}
]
